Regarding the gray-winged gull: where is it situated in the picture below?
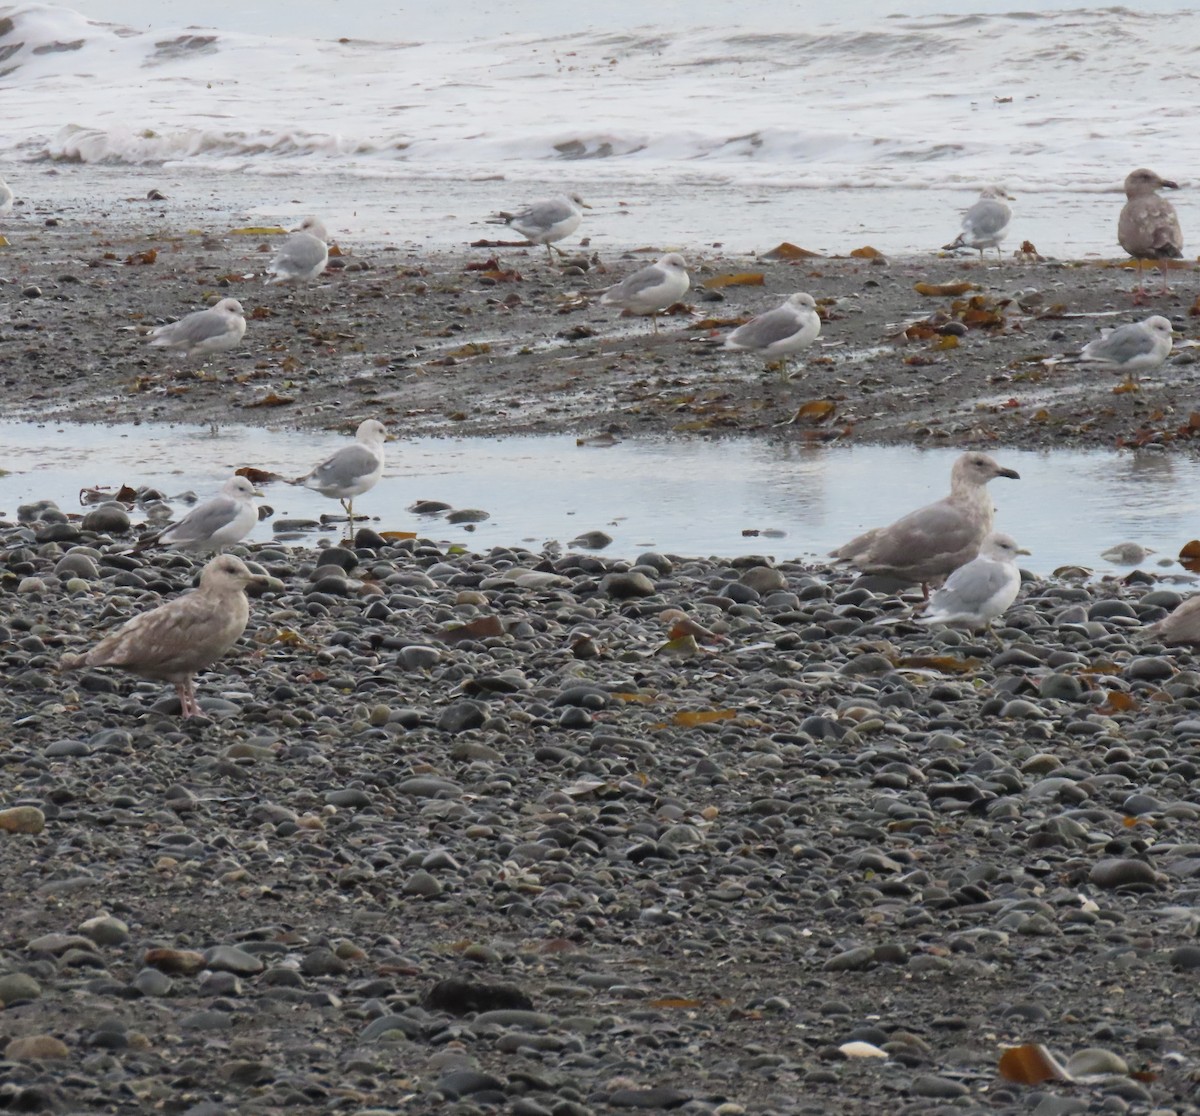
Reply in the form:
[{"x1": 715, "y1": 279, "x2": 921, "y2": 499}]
[
  {"x1": 832, "y1": 451, "x2": 1021, "y2": 597},
  {"x1": 148, "y1": 298, "x2": 247, "y2": 358},
  {"x1": 1067, "y1": 315, "x2": 1173, "y2": 387},
  {"x1": 499, "y1": 192, "x2": 590, "y2": 261},
  {"x1": 919, "y1": 532, "x2": 1026, "y2": 631},
  {"x1": 601, "y1": 253, "x2": 690, "y2": 333},
  {"x1": 60, "y1": 554, "x2": 268, "y2": 718},
  {"x1": 943, "y1": 186, "x2": 1014, "y2": 262},
  {"x1": 295, "y1": 418, "x2": 389, "y2": 522},
  {"x1": 135, "y1": 475, "x2": 261, "y2": 553},
  {"x1": 0, "y1": 177, "x2": 12, "y2": 215},
  {"x1": 266, "y1": 216, "x2": 329, "y2": 288},
  {"x1": 724, "y1": 292, "x2": 821, "y2": 377},
  {"x1": 1118, "y1": 168, "x2": 1183, "y2": 300}
]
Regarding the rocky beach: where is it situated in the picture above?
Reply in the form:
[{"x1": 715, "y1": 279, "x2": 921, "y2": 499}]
[{"x1": 2, "y1": 205, "x2": 1200, "y2": 1113}]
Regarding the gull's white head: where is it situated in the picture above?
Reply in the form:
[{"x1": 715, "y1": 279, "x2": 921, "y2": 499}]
[
  {"x1": 355, "y1": 419, "x2": 390, "y2": 446},
  {"x1": 980, "y1": 185, "x2": 1014, "y2": 201},
  {"x1": 785, "y1": 293, "x2": 817, "y2": 311},
  {"x1": 658, "y1": 253, "x2": 688, "y2": 272},
  {"x1": 568, "y1": 192, "x2": 591, "y2": 210},
  {"x1": 214, "y1": 298, "x2": 245, "y2": 315},
  {"x1": 222, "y1": 475, "x2": 261, "y2": 500},
  {"x1": 295, "y1": 216, "x2": 329, "y2": 240}
]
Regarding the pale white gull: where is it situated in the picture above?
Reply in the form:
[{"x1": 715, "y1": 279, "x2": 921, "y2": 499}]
[
  {"x1": 942, "y1": 186, "x2": 1014, "y2": 262},
  {"x1": 832, "y1": 451, "x2": 1021, "y2": 597},
  {"x1": 919, "y1": 532, "x2": 1026, "y2": 631},
  {"x1": 135, "y1": 475, "x2": 261, "y2": 553},
  {"x1": 724, "y1": 292, "x2": 821, "y2": 378},
  {"x1": 500, "y1": 192, "x2": 590, "y2": 261},
  {"x1": 1118, "y1": 168, "x2": 1183, "y2": 300},
  {"x1": 1065, "y1": 315, "x2": 1173, "y2": 387},
  {"x1": 147, "y1": 298, "x2": 246, "y2": 358},
  {"x1": 0, "y1": 177, "x2": 13, "y2": 215},
  {"x1": 266, "y1": 217, "x2": 329, "y2": 288},
  {"x1": 1146, "y1": 594, "x2": 1200, "y2": 646},
  {"x1": 60, "y1": 554, "x2": 268, "y2": 718},
  {"x1": 295, "y1": 418, "x2": 389, "y2": 522},
  {"x1": 600, "y1": 253, "x2": 690, "y2": 333}
]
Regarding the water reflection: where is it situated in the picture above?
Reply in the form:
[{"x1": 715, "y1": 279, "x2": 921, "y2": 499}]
[{"x1": 0, "y1": 421, "x2": 1195, "y2": 575}]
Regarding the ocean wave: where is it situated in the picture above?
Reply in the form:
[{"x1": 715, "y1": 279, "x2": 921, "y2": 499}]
[{"x1": 1, "y1": 3, "x2": 1195, "y2": 197}]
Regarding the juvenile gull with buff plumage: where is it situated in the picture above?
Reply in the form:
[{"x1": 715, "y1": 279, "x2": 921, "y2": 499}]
[
  {"x1": 832, "y1": 451, "x2": 1021, "y2": 597},
  {"x1": 1118, "y1": 168, "x2": 1183, "y2": 300},
  {"x1": 60, "y1": 554, "x2": 268, "y2": 718}
]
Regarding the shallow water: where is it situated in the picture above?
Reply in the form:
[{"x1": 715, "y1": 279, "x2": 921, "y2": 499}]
[{"x1": 1, "y1": 420, "x2": 1196, "y2": 577}]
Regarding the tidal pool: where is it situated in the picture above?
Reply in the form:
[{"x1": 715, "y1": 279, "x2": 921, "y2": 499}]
[{"x1": 1, "y1": 421, "x2": 1196, "y2": 578}]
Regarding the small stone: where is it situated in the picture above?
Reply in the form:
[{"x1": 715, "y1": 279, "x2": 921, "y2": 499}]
[
  {"x1": 1089, "y1": 859, "x2": 1162, "y2": 889},
  {"x1": 204, "y1": 945, "x2": 264, "y2": 975},
  {"x1": 1065, "y1": 1048, "x2": 1129, "y2": 1076},
  {"x1": 0, "y1": 806, "x2": 45, "y2": 834},
  {"x1": 0, "y1": 972, "x2": 42, "y2": 1005},
  {"x1": 600, "y1": 571, "x2": 656, "y2": 598},
  {"x1": 5, "y1": 1034, "x2": 69, "y2": 1060}
]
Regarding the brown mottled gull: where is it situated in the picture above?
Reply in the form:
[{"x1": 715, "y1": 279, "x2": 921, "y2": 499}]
[
  {"x1": 832, "y1": 451, "x2": 1021, "y2": 596},
  {"x1": 1118, "y1": 168, "x2": 1183, "y2": 300},
  {"x1": 1145, "y1": 595, "x2": 1200, "y2": 646},
  {"x1": 60, "y1": 554, "x2": 268, "y2": 718}
]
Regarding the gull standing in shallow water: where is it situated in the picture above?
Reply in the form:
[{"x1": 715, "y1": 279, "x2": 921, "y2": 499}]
[
  {"x1": 266, "y1": 217, "x2": 329, "y2": 291},
  {"x1": 498, "y1": 193, "x2": 590, "y2": 262},
  {"x1": 135, "y1": 475, "x2": 261, "y2": 553},
  {"x1": 147, "y1": 298, "x2": 247, "y2": 359},
  {"x1": 943, "y1": 186, "x2": 1014, "y2": 262},
  {"x1": 919, "y1": 532, "x2": 1027, "y2": 631},
  {"x1": 60, "y1": 554, "x2": 269, "y2": 719},
  {"x1": 1067, "y1": 315, "x2": 1174, "y2": 388},
  {"x1": 296, "y1": 418, "x2": 389, "y2": 523},
  {"x1": 601, "y1": 253, "x2": 690, "y2": 332},
  {"x1": 724, "y1": 292, "x2": 821, "y2": 378},
  {"x1": 1118, "y1": 168, "x2": 1183, "y2": 300},
  {"x1": 832, "y1": 451, "x2": 1021, "y2": 598}
]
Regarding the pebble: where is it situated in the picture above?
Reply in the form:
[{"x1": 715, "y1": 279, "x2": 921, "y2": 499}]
[{"x1": 2, "y1": 524, "x2": 1199, "y2": 1113}]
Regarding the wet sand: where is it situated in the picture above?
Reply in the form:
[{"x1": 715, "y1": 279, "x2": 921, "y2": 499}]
[{"x1": 1, "y1": 201, "x2": 1196, "y2": 453}]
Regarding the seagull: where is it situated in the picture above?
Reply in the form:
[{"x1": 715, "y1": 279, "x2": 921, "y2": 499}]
[
  {"x1": 724, "y1": 292, "x2": 822, "y2": 378},
  {"x1": 942, "y1": 186, "x2": 1014, "y2": 262},
  {"x1": 919, "y1": 532, "x2": 1027, "y2": 632},
  {"x1": 295, "y1": 418, "x2": 389, "y2": 524},
  {"x1": 1063, "y1": 315, "x2": 1173, "y2": 389},
  {"x1": 266, "y1": 217, "x2": 329, "y2": 290},
  {"x1": 147, "y1": 298, "x2": 247, "y2": 359},
  {"x1": 832, "y1": 451, "x2": 1021, "y2": 598},
  {"x1": 600, "y1": 253, "x2": 690, "y2": 333},
  {"x1": 1118, "y1": 168, "x2": 1183, "y2": 301},
  {"x1": 1146, "y1": 594, "x2": 1200, "y2": 646},
  {"x1": 0, "y1": 177, "x2": 13, "y2": 215},
  {"x1": 497, "y1": 193, "x2": 590, "y2": 262},
  {"x1": 135, "y1": 475, "x2": 261, "y2": 553},
  {"x1": 60, "y1": 554, "x2": 268, "y2": 718}
]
